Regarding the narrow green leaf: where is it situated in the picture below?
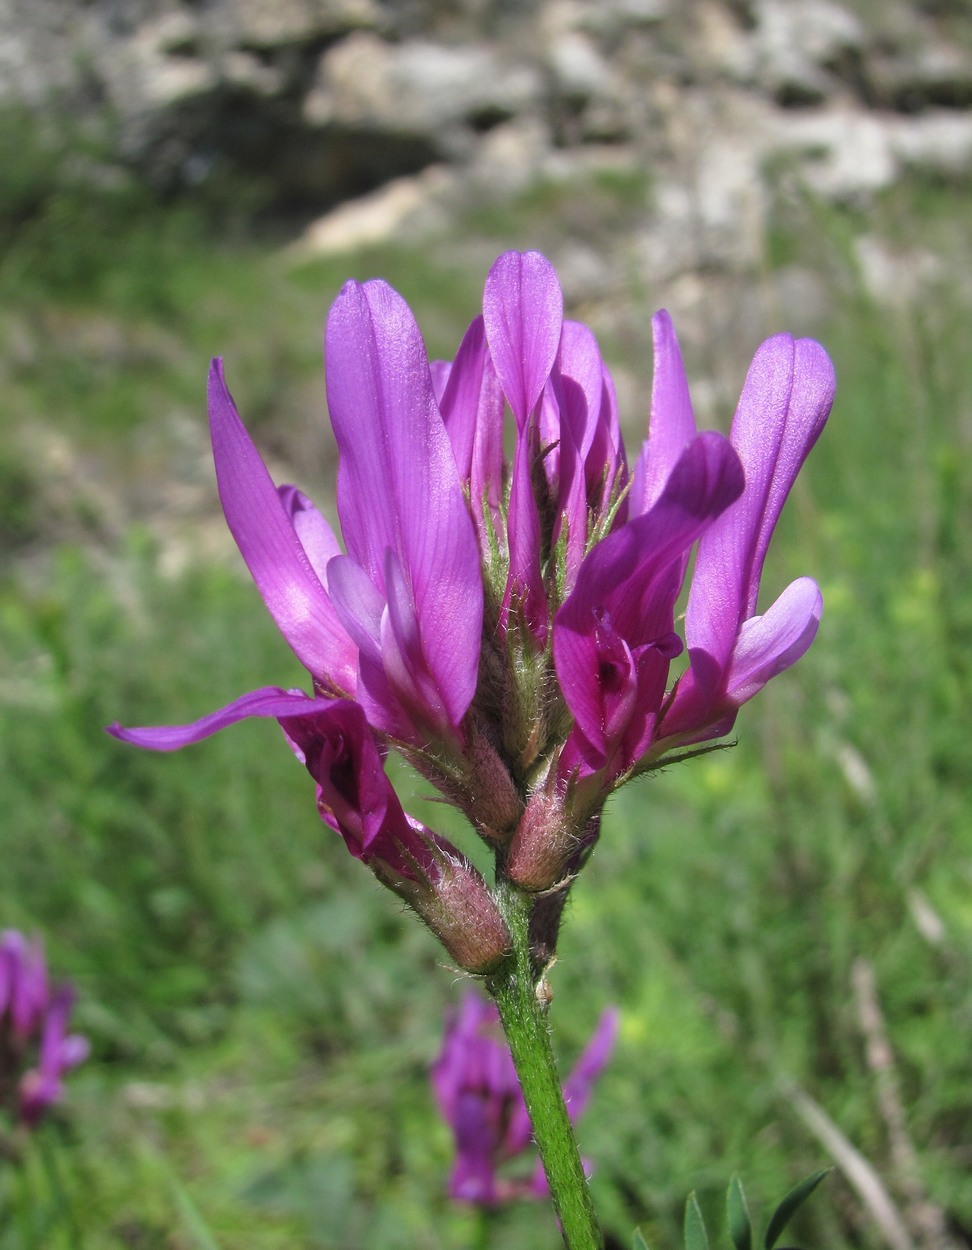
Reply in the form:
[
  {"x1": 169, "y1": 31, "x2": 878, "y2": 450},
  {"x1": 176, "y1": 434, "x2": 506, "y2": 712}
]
[
  {"x1": 764, "y1": 1169, "x2": 831, "y2": 1250},
  {"x1": 685, "y1": 1193, "x2": 711, "y2": 1250},
  {"x1": 727, "y1": 1175, "x2": 753, "y2": 1250},
  {"x1": 632, "y1": 1230, "x2": 651, "y2": 1250}
]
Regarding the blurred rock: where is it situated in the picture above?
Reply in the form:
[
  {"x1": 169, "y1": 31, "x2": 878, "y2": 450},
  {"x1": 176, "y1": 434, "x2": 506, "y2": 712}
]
[
  {"x1": 854, "y1": 235, "x2": 944, "y2": 304},
  {"x1": 774, "y1": 109, "x2": 899, "y2": 199},
  {"x1": 3, "y1": 0, "x2": 972, "y2": 284},
  {"x1": 866, "y1": 39, "x2": 972, "y2": 112},
  {"x1": 211, "y1": 0, "x2": 381, "y2": 47},
  {"x1": 291, "y1": 167, "x2": 452, "y2": 255},
  {"x1": 749, "y1": 0, "x2": 865, "y2": 106},
  {"x1": 891, "y1": 110, "x2": 972, "y2": 177},
  {"x1": 304, "y1": 32, "x2": 541, "y2": 152}
]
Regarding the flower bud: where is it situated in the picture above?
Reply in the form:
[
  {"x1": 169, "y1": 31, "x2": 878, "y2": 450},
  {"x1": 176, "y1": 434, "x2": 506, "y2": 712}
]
[
  {"x1": 394, "y1": 840, "x2": 511, "y2": 974},
  {"x1": 504, "y1": 785, "x2": 587, "y2": 893},
  {"x1": 419, "y1": 716, "x2": 522, "y2": 846}
]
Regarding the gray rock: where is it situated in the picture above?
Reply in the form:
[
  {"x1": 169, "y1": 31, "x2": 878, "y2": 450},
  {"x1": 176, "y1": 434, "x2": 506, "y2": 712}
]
[
  {"x1": 865, "y1": 39, "x2": 972, "y2": 112},
  {"x1": 771, "y1": 108, "x2": 899, "y2": 199},
  {"x1": 0, "y1": 0, "x2": 88, "y2": 105},
  {"x1": 291, "y1": 166, "x2": 452, "y2": 256},
  {"x1": 750, "y1": 0, "x2": 865, "y2": 105},
  {"x1": 546, "y1": 30, "x2": 633, "y2": 142},
  {"x1": 854, "y1": 234, "x2": 943, "y2": 304},
  {"x1": 2, "y1": 0, "x2": 972, "y2": 267},
  {"x1": 205, "y1": 0, "x2": 381, "y2": 48},
  {"x1": 304, "y1": 32, "x2": 542, "y2": 160},
  {"x1": 549, "y1": 31, "x2": 615, "y2": 100},
  {"x1": 889, "y1": 111, "x2": 972, "y2": 178},
  {"x1": 773, "y1": 105, "x2": 972, "y2": 202},
  {"x1": 467, "y1": 116, "x2": 553, "y2": 198}
]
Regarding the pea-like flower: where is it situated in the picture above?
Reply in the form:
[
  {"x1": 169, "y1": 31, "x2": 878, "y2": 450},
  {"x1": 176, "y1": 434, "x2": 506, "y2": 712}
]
[
  {"x1": 110, "y1": 250, "x2": 834, "y2": 964},
  {"x1": 0, "y1": 930, "x2": 89, "y2": 1127},
  {"x1": 432, "y1": 991, "x2": 618, "y2": 1205}
]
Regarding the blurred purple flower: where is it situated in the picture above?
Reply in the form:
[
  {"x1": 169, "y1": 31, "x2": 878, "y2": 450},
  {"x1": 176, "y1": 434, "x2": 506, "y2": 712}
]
[
  {"x1": 0, "y1": 931, "x2": 89, "y2": 1127},
  {"x1": 432, "y1": 991, "x2": 618, "y2": 1205}
]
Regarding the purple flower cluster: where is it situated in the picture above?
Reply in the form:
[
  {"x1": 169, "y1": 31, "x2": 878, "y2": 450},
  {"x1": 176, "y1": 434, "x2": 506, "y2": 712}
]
[
  {"x1": 0, "y1": 931, "x2": 89, "y2": 1127},
  {"x1": 110, "y1": 250, "x2": 834, "y2": 971},
  {"x1": 432, "y1": 992, "x2": 617, "y2": 1205}
]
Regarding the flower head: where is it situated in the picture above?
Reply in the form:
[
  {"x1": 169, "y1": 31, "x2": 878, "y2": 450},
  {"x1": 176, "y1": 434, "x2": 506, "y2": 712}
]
[
  {"x1": 0, "y1": 931, "x2": 89, "y2": 1127},
  {"x1": 431, "y1": 991, "x2": 618, "y2": 1205},
  {"x1": 109, "y1": 250, "x2": 833, "y2": 959}
]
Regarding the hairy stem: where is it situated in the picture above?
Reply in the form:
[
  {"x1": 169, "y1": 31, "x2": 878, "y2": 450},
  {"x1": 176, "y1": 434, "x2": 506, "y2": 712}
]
[{"x1": 487, "y1": 883, "x2": 603, "y2": 1250}]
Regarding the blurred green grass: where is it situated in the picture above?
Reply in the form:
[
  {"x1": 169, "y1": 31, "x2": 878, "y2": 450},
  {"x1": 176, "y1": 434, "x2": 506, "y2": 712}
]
[{"x1": 1, "y1": 113, "x2": 971, "y2": 1248}]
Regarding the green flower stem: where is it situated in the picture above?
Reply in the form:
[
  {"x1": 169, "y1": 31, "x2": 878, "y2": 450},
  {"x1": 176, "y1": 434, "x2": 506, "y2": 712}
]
[{"x1": 487, "y1": 882, "x2": 603, "y2": 1250}]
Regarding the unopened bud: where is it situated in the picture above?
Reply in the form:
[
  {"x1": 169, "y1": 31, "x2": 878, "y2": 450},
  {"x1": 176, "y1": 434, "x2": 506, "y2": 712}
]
[
  {"x1": 459, "y1": 718, "x2": 523, "y2": 843},
  {"x1": 505, "y1": 786, "x2": 581, "y2": 893},
  {"x1": 383, "y1": 839, "x2": 511, "y2": 974}
]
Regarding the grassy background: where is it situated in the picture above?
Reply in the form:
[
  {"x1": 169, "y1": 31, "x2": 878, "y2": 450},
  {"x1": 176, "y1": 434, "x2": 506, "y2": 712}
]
[{"x1": 1, "y1": 111, "x2": 971, "y2": 1248}]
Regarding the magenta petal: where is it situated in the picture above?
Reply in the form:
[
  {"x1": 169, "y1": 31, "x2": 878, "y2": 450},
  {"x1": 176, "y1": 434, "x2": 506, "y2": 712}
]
[
  {"x1": 552, "y1": 398, "x2": 588, "y2": 587},
  {"x1": 726, "y1": 576, "x2": 823, "y2": 704},
  {"x1": 564, "y1": 610, "x2": 638, "y2": 762},
  {"x1": 107, "y1": 686, "x2": 335, "y2": 751},
  {"x1": 438, "y1": 315, "x2": 506, "y2": 544},
  {"x1": 325, "y1": 279, "x2": 483, "y2": 731},
  {"x1": 555, "y1": 432, "x2": 742, "y2": 770},
  {"x1": 429, "y1": 358, "x2": 452, "y2": 405},
  {"x1": 687, "y1": 336, "x2": 835, "y2": 668},
  {"x1": 503, "y1": 425, "x2": 548, "y2": 643},
  {"x1": 326, "y1": 554, "x2": 385, "y2": 660},
  {"x1": 557, "y1": 320, "x2": 606, "y2": 461},
  {"x1": 733, "y1": 337, "x2": 835, "y2": 616},
  {"x1": 283, "y1": 698, "x2": 436, "y2": 877},
  {"x1": 664, "y1": 338, "x2": 833, "y2": 743},
  {"x1": 590, "y1": 365, "x2": 627, "y2": 522},
  {"x1": 208, "y1": 361, "x2": 356, "y2": 693},
  {"x1": 469, "y1": 357, "x2": 506, "y2": 546},
  {"x1": 552, "y1": 320, "x2": 607, "y2": 581},
  {"x1": 631, "y1": 310, "x2": 698, "y2": 516},
  {"x1": 277, "y1": 485, "x2": 343, "y2": 589},
  {"x1": 380, "y1": 548, "x2": 449, "y2": 734},
  {"x1": 437, "y1": 315, "x2": 486, "y2": 482},
  {"x1": 483, "y1": 251, "x2": 563, "y2": 427}
]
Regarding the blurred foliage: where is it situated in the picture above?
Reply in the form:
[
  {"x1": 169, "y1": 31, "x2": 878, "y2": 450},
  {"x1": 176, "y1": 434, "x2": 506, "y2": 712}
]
[{"x1": 1, "y1": 125, "x2": 971, "y2": 1247}]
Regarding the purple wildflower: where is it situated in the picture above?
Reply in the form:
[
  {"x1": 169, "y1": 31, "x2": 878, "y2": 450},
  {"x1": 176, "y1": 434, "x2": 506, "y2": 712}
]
[
  {"x1": 110, "y1": 249, "x2": 833, "y2": 942},
  {"x1": 432, "y1": 991, "x2": 618, "y2": 1205},
  {"x1": 0, "y1": 931, "x2": 89, "y2": 1127}
]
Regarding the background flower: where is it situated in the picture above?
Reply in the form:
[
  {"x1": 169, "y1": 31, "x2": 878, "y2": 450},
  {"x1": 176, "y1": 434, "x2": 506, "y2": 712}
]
[{"x1": 432, "y1": 991, "x2": 618, "y2": 1206}]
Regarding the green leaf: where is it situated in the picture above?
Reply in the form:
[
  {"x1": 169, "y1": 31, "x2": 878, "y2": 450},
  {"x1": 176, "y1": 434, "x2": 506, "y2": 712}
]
[
  {"x1": 632, "y1": 1230, "x2": 651, "y2": 1250},
  {"x1": 685, "y1": 1193, "x2": 711, "y2": 1250},
  {"x1": 727, "y1": 1175, "x2": 753, "y2": 1250},
  {"x1": 764, "y1": 1169, "x2": 831, "y2": 1250}
]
